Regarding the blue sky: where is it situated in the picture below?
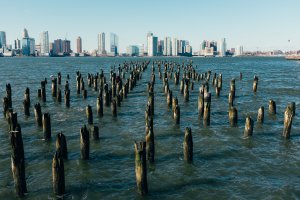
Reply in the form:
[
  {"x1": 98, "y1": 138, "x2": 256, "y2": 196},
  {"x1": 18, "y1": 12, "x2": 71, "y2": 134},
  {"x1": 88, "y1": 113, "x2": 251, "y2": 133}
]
[{"x1": 2, "y1": 0, "x2": 300, "y2": 52}]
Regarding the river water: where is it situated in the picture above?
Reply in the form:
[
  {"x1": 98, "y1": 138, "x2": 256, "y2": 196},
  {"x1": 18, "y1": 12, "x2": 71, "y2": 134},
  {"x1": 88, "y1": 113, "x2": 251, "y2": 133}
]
[{"x1": 0, "y1": 57, "x2": 299, "y2": 199}]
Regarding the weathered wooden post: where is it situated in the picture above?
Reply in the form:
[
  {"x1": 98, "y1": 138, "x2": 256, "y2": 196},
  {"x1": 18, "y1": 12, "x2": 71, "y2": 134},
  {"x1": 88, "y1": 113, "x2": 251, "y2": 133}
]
[
  {"x1": 34, "y1": 103, "x2": 42, "y2": 126},
  {"x1": 52, "y1": 151, "x2": 65, "y2": 196},
  {"x1": 83, "y1": 89, "x2": 87, "y2": 99},
  {"x1": 8, "y1": 109, "x2": 18, "y2": 131},
  {"x1": 290, "y1": 102, "x2": 296, "y2": 117},
  {"x1": 134, "y1": 141, "x2": 148, "y2": 195},
  {"x1": 76, "y1": 75, "x2": 81, "y2": 94},
  {"x1": 244, "y1": 116, "x2": 254, "y2": 137},
  {"x1": 229, "y1": 107, "x2": 238, "y2": 126},
  {"x1": 167, "y1": 90, "x2": 172, "y2": 107},
  {"x1": 64, "y1": 89, "x2": 70, "y2": 107},
  {"x1": 23, "y1": 94, "x2": 30, "y2": 117},
  {"x1": 145, "y1": 126, "x2": 155, "y2": 163},
  {"x1": 203, "y1": 92, "x2": 211, "y2": 126},
  {"x1": 42, "y1": 113, "x2": 51, "y2": 140},
  {"x1": 230, "y1": 79, "x2": 236, "y2": 99},
  {"x1": 10, "y1": 124, "x2": 27, "y2": 197},
  {"x1": 180, "y1": 79, "x2": 184, "y2": 94},
  {"x1": 24, "y1": 88, "x2": 30, "y2": 107},
  {"x1": 257, "y1": 106, "x2": 264, "y2": 123},
  {"x1": 92, "y1": 126, "x2": 99, "y2": 140},
  {"x1": 184, "y1": 84, "x2": 189, "y2": 102},
  {"x1": 253, "y1": 75, "x2": 258, "y2": 93},
  {"x1": 111, "y1": 99, "x2": 117, "y2": 117},
  {"x1": 97, "y1": 96, "x2": 103, "y2": 117},
  {"x1": 283, "y1": 105, "x2": 293, "y2": 139},
  {"x1": 41, "y1": 80, "x2": 46, "y2": 102},
  {"x1": 215, "y1": 86, "x2": 220, "y2": 97},
  {"x1": 174, "y1": 105, "x2": 180, "y2": 124},
  {"x1": 228, "y1": 91, "x2": 234, "y2": 107},
  {"x1": 172, "y1": 97, "x2": 178, "y2": 118},
  {"x1": 56, "y1": 132, "x2": 68, "y2": 160},
  {"x1": 217, "y1": 74, "x2": 222, "y2": 90},
  {"x1": 80, "y1": 125, "x2": 90, "y2": 160},
  {"x1": 52, "y1": 78, "x2": 57, "y2": 97},
  {"x1": 198, "y1": 93, "x2": 204, "y2": 117},
  {"x1": 57, "y1": 72, "x2": 62, "y2": 85},
  {"x1": 183, "y1": 127, "x2": 193, "y2": 163},
  {"x1": 269, "y1": 99, "x2": 276, "y2": 114},
  {"x1": 148, "y1": 92, "x2": 154, "y2": 116},
  {"x1": 86, "y1": 105, "x2": 93, "y2": 124}
]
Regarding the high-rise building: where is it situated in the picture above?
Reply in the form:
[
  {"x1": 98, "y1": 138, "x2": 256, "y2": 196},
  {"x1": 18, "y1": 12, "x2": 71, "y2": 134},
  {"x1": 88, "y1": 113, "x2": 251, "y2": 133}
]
[
  {"x1": 110, "y1": 33, "x2": 118, "y2": 55},
  {"x1": 218, "y1": 38, "x2": 226, "y2": 57},
  {"x1": 184, "y1": 44, "x2": 192, "y2": 54},
  {"x1": 22, "y1": 38, "x2": 35, "y2": 56},
  {"x1": 126, "y1": 45, "x2": 139, "y2": 56},
  {"x1": 53, "y1": 39, "x2": 63, "y2": 55},
  {"x1": 77, "y1": 36, "x2": 82, "y2": 53},
  {"x1": 158, "y1": 40, "x2": 164, "y2": 56},
  {"x1": 22, "y1": 28, "x2": 35, "y2": 56},
  {"x1": 139, "y1": 44, "x2": 145, "y2": 56},
  {"x1": 147, "y1": 33, "x2": 158, "y2": 57},
  {"x1": 172, "y1": 38, "x2": 178, "y2": 56},
  {"x1": 164, "y1": 37, "x2": 172, "y2": 56},
  {"x1": 0, "y1": 31, "x2": 6, "y2": 48},
  {"x1": 40, "y1": 31, "x2": 49, "y2": 55},
  {"x1": 62, "y1": 40, "x2": 71, "y2": 54},
  {"x1": 14, "y1": 39, "x2": 21, "y2": 49},
  {"x1": 235, "y1": 45, "x2": 244, "y2": 56},
  {"x1": 98, "y1": 32, "x2": 106, "y2": 54},
  {"x1": 178, "y1": 40, "x2": 186, "y2": 55}
]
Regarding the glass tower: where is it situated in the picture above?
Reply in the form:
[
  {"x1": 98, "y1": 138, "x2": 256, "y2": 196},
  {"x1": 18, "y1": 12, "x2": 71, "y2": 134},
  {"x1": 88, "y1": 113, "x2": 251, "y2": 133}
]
[{"x1": 110, "y1": 33, "x2": 119, "y2": 55}]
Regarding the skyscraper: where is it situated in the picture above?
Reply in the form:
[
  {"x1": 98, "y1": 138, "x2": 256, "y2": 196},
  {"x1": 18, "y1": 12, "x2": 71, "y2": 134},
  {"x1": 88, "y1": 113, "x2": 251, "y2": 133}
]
[
  {"x1": 126, "y1": 45, "x2": 139, "y2": 56},
  {"x1": 164, "y1": 37, "x2": 172, "y2": 56},
  {"x1": 110, "y1": 33, "x2": 118, "y2": 55},
  {"x1": 158, "y1": 40, "x2": 164, "y2": 56},
  {"x1": 40, "y1": 31, "x2": 49, "y2": 55},
  {"x1": 77, "y1": 36, "x2": 82, "y2": 53},
  {"x1": 235, "y1": 45, "x2": 244, "y2": 56},
  {"x1": 62, "y1": 40, "x2": 71, "y2": 54},
  {"x1": 0, "y1": 31, "x2": 6, "y2": 48},
  {"x1": 172, "y1": 38, "x2": 178, "y2": 56},
  {"x1": 147, "y1": 33, "x2": 158, "y2": 56},
  {"x1": 22, "y1": 28, "x2": 35, "y2": 56},
  {"x1": 98, "y1": 32, "x2": 105, "y2": 54},
  {"x1": 218, "y1": 38, "x2": 226, "y2": 57},
  {"x1": 14, "y1": 39, "x2": 21, "y2": 49}
]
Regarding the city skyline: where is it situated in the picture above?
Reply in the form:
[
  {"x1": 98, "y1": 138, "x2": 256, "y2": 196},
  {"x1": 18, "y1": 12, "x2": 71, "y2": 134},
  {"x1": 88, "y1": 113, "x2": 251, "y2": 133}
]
[{"x1": 1, "y1": 0, "x2": 300, "y2": 52}]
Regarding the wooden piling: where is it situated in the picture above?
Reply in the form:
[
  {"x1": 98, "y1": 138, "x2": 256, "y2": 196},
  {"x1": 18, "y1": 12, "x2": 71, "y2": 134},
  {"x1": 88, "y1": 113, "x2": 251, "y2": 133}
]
[
  {"x1": 269, "y1": 99, "x2": 276, "y2": 114},
  {"x1": 203, "y1": 92, "x2": 211, "y2": 126},
  {"x1": 80, "y1": 125, "x2": 90, "y2": 160},
  {"x1": 83, "y1": 89, "x2": 87, "y2": 99},
  {"x1": 145, "y1": 126, "x2": 155, "y2": 163},
  {"x1": 92, "y1": 126, "x2": 99, "y2": 140},
  {"x1": 134, "y1": 141, "x2": 148, "y2": 195},
  {"x1": 10, "y1": 125, "x2": 27, "y2": 197},
  {"x1": 253, "y1": 75, "x2": 258, "y2": 93},
  {"x1": 174, "y1": 105, "x2": 180, "y2": 124},
  {"x1": 97, "y1": 96, "x2": 103, "y2": 117},
  {"x1": 86, "y1": 105, "x2": 93, "y2": 124},
  {"x1": 290, "y1": 102, "x2": 295, "y2": 117},
  {"x1": 24, "y1": 88, "x2": 30, "y2": 107},
  {"x1": 42, "y1": 113, "x2": 51, "y2": 140},
  {"x1": 257, "y1": 106, "x2": 264, "y2": 123},
  {"x1": 56, "y1": 132, "x2": 68, "y2": 160},
  {"x1": 244, "y1": 116, "x2": 254, "y2": 137},
  {"x1": 52, "y1": 151, "x2": 65, "y2": 196},
  {"x1": 34, "y1": 103, "x2": 42, "y2": 126},
  {"x1": 198, "y1": 93, "x2": 204, "y2": 117},
  {"x1": 229, "y1": 107, "x2": 238, "y2": 126},
  {"x1": 52, "y1": 78, "x2": 57, "y2": 97},
  {"x1": 230, "y1": 79, "x2": 236, "y2": 99},
  {"x1": 8, "y1": 109, "x2": 18, "y2": 131},
  {"x1": 183, "y1": 127, "x2": 193, "y2": 163},
  {"x1": 23, "y1": 98, "x2": 30, "y2": 116},
  {"x1": 57, "y1": 72, "x2": 61, "y2": 85},
  {"x1": 184, "y1": 84, "x2": 189, "y2": 102},
  {"x1": 64, "y1": 89, "x2": 70, "y2": 107},
  {"x1": 283, "y1": 105, "x2": 293, "y2": 139},
  {"x1": 167, "y1": 90, "x2": 172, "y2": 107},
  {"x1": 228, "y1": 91, "x2": 234, "y2": 107},
  {"x1": 6, "y1": 83, "x2": 12, "y2": 108}
]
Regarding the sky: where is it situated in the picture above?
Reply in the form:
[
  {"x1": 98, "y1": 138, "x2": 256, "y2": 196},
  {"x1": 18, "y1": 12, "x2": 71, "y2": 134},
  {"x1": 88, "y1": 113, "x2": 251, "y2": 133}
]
[{"x1": 2, "y1": 0, "x2": 300, "y2": 52}]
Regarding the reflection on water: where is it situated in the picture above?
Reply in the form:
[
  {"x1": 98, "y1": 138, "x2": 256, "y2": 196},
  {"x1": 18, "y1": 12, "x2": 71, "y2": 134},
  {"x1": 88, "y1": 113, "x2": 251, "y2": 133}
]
[{"x1": 0, "y1": 57, "x2": 299, "y2": 199}]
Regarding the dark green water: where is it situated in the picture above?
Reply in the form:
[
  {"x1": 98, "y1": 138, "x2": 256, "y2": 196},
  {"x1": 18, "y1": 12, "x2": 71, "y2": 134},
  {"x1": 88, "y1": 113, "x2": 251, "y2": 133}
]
[{"x1": 0, "y1": 57, "x2": 299, "y2": 199}]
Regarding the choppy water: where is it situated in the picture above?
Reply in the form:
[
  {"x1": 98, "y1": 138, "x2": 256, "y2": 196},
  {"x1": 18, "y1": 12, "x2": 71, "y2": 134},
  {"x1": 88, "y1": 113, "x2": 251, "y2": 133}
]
[{"x1": 0, "y1": 57, "x2": 299, "y2": 199}]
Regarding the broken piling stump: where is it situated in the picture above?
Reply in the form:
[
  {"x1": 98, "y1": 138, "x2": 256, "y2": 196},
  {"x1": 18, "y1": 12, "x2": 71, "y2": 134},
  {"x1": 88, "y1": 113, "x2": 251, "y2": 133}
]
[
  {"x1": 52, "y1": 151, "x2": 65, "y2": 196},
  {"x1": 56, "y1": 132, "x2": 68, "y2": 160},
  {"x1": 183, "y1": 127, "x2": 193, "y2": 163},
  {"x1": 134, "y1": 141, "x2": 148, "y2": 195}
]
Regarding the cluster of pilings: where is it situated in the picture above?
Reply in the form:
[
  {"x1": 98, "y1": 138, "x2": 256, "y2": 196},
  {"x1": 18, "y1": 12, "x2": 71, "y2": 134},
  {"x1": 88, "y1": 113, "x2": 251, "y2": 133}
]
[
  {"x1": 2, "y1": 60, "x2": 151, "y2": 197},
  {"x1": 1, "y1": 59, "x2": 297, "y2": 197}
]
